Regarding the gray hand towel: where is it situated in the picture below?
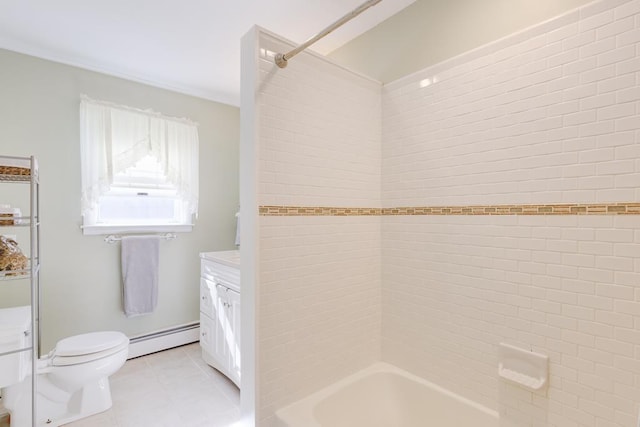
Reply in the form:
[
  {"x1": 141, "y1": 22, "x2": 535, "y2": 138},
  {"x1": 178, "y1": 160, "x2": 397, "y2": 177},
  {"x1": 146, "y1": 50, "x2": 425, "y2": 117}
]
[{"x1": 121, "y1": 236, "x2": 159, "y2": 317}]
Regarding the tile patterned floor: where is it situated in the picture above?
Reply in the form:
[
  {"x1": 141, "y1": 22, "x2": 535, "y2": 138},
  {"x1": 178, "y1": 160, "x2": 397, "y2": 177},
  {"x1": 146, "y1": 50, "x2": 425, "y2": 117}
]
[{"x1": 65, "y1": 343, "x2": 241, "y2": 427}]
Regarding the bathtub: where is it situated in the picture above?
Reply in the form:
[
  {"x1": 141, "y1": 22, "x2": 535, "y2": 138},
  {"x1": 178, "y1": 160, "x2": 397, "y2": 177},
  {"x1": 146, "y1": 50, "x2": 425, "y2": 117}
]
[{"x1": 275, "y1": 363, "x2": 499, "y2": 427}]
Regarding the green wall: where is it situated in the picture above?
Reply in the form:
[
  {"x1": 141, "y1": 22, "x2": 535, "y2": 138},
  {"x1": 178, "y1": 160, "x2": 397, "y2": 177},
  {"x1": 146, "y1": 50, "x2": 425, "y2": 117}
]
[{"x1": 0, "y1": 49, "x2": 239, "y2": 353}]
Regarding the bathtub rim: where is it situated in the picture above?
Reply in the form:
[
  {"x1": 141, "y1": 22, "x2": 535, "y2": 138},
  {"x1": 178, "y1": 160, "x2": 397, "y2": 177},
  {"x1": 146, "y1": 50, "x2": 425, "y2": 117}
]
[{"x1": 275, "y1": 362, "x2": 499, "y2": 427}]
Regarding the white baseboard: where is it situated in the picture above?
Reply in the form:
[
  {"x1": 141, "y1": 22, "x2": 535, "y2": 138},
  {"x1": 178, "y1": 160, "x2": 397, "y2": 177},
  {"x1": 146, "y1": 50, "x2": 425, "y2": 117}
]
[{"x1": 127, "y1": 322, "x2": 200, "y2": 359}]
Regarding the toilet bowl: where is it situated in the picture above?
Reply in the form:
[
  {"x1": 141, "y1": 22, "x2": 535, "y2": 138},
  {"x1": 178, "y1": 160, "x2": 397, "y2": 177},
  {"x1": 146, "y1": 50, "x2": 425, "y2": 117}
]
[{"x1": 2, "y1": 329, "x2": 129, "y2": 427}]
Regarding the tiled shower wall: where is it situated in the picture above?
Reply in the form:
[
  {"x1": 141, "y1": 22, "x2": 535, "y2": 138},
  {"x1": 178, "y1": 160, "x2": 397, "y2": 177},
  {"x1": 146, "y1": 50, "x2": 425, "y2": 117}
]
[
  {"x1": 382, "y1": 0, "x2": 640, "y2": 426},
  {"x1": 254, "y1": 31, "x2": 382, "y2": 426}
]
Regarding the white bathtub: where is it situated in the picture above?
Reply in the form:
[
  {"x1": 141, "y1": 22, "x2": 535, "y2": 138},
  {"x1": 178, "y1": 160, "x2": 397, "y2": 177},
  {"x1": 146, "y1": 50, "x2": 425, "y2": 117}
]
[{"x1": 275, "y1": 363, "x2": 499, "y2": 427}]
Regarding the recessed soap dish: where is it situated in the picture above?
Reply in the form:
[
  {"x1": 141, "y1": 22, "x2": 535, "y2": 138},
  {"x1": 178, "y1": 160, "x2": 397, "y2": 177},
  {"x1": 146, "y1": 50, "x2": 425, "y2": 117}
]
[{"x1": 498, "y1": 342, "x2": 548, "y2": 391}]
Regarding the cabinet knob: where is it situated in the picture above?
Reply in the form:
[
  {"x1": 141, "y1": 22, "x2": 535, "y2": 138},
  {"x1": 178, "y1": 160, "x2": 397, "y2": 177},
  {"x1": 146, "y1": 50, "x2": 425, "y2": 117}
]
[{"x1": 201, "y1": 332, "x2": 207, "y2": 336}]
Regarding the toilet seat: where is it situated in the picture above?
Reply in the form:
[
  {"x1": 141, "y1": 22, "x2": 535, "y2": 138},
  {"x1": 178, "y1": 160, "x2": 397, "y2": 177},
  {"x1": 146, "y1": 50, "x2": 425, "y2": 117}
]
[{"x1": 49, "y1": 331, "x2": 129, "y2": 367}]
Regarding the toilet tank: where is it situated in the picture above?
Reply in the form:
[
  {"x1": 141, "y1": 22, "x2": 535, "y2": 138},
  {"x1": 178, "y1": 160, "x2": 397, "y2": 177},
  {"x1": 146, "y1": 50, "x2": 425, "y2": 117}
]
[{"x1": 0, "y1": 306, "x2": 32, "y2": 388}]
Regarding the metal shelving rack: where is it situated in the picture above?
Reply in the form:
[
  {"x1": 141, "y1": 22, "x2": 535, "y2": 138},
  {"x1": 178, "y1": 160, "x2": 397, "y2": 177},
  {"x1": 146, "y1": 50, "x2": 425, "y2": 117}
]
[{"x1": 0, "y1": 155, "x2": 40, "y2": 426}]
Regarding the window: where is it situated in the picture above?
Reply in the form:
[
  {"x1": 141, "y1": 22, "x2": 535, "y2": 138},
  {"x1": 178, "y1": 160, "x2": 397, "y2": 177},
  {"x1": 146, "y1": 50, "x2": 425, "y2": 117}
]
[{"x1": 79, "y1": 96, "x2": 199, "y2": 235}]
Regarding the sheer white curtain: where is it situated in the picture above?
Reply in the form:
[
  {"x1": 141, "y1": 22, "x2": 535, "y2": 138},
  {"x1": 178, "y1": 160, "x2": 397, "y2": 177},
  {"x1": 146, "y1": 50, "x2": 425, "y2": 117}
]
[
  {"x1": 110, "y1": 107, "x2": 151, "y2": 172},
  {"x1": 166, "y1": 121, "x2": 199, "y2": 219},
  {"x1": 80, "y1": 100, "x2": 111, "y2": 216},
  {"x1": 79, "y1": 95, "x2": 199, "y2": 219}
]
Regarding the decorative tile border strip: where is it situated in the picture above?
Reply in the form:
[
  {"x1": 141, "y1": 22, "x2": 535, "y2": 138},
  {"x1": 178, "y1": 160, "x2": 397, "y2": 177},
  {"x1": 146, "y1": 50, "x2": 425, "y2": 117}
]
[
  {"x1": 259, "y1": 206, "x2": 382, "y2": 216},
  {"x1": 259, "y1": 203, "x2": 640, "y2": 216}
]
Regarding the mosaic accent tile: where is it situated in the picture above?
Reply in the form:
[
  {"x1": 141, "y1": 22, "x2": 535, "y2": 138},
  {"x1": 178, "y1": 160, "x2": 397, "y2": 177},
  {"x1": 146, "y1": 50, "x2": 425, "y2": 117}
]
[
  {"x1": 259, "y1": 203, "x2": 640, "y2": 216},
  {"x1": 259, "y1": 206, "x2": 382, "y2": 216}
]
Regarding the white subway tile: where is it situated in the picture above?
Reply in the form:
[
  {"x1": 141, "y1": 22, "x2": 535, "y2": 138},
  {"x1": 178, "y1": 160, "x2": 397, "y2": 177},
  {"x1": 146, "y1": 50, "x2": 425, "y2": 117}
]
[
  {"x1": 564, "y1": 56, "x2": 598, "y2": 75},
  {"x1": 595, "y1": 364, "x2": 635, "y2": 387},
  {"x1": 595, "y1": 188, "x2": 636, "y2": 200},
  {"x1": 581, "y1": 0, "x2": 632, "y2": 19},
  {"x1": 578, "y1": 241, "x2": 614, "y2": 255},
  {"x1": 564, "y1": 30, "x2": 597, "y2": 50},
  {"x1": 614, "y1": 216, "x2": 640, "y2": 229},
  {"x1": 616, "y1": 85, "x2": 640, "y2": 102},
  {"x1": 596, "y1": 16, "x2": 635, "y2": 39},
  {"x1": 580, "y1": 93, "x2": 616, "y2": 110},
  {"x1": 616, "y1": 27, "x2": 640, "y2": 46},
  {"x1": 563, "y1": 330, "x2": 596, "y2": 347},
  {"x1": 597, "y1": 45, "x2": 636, "y2": 66},
  {"x1": 563, "y1": 378, "x2": 597, "y2": 402},
  {"x1": 578, "y1": 294, "x2": 613, "y2": 310},
  {"x1": 563, "y1": 278, "x2": 596, "y2": 296},
  {"x1": 565, "y1": 110, "x2": 598, "y2": 125},
  {"x1": 578, "y1": 147, "x2": 615, "y2": 163},
  {"x1": 550, "y1": 49, "x2": 581, "y2": 68},
  {"x1": 596, "y1": 255, "x2": 634, "y2": 271},
  {"x1": 562, "y1": 189, "x2": 597, "y2": 202},
  {"x1": 615, "y1": 173, "x2": 640, "y2": 188},
  {"x1": 616, "y1": 57, "x2": 640, "y2": 74},
  {"x1": 565, "y1": 82, "x2": 599, "y2": 101},
  {"x1": 579, "y1": 319, "x2": 614, "y2": 338},
  {"x1": 613, "y1": 0, "x2": 640, "y2": 19},
  {"x1": 579, "y1": 10, "x2": 614, "y2": 32},
  {"x1": 563, "y1": 304, "x2": 596, "y2": 320},
  {"x1": 560, "y1": 229, "x2": 594, "y2": 244},
  {"x1": 614, "y1": 300, "x2": 640, "y2": 316},
  {"x1": 615, "y1": 327, "x2": 640, "y2": 345},
  {"x1": 549, "y1": 74, "x2": 580, "y2": 92},
  {"x1": 563, "y1": 136, "x2": 597, "y2": 152},
  {"x1": 597, "y1": 73, "x2": 636, "y2": 93},
  {"x1": 549, "y1": 100, "x2": 581, "y2": 116},
  {"x1": 614, "y1": 114, "x2": 640, "y2": 131},
  {"x1": 578, "y1": 397, "x2": 616, "y2": 420},
  {"x1": 597, "y1": 283, "x2": 635, "y2": 299},
  {"x1": 596, "y1": 130, "x2": 635, "y2": 147},
  {"x1": 579, "y1": 346, "x2": 614, "y2": 365},
  {"x1": 548, "y1": 22, "x2": 579, "y2": 43},
  {"x1": 579, "y1": 120, "x2": 615, "y2": 136},
  {"x1": 579, "y1": 36, "x2": 616, "y2": 58},
  {"x1": 597, "y1": 310, "x2": 634, "y2": 328},
  {"x1": 580, "y1": 64, "x2": 617, "y2": 83}
]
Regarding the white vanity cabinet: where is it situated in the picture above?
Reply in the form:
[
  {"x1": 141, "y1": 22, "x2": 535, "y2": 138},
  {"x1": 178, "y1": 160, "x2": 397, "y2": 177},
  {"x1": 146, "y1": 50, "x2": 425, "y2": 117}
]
[{"x1": 199, "y1": 251, "x2": 240, "y2": 387}]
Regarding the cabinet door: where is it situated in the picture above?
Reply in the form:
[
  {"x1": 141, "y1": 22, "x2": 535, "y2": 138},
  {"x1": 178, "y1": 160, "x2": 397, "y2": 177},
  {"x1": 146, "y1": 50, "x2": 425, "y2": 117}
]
[
  {"x1": 213, "y1": 284, "x2": 230, "y2": 369},
  {"x1": 226, "y1": 288, "x2": 241, "y2": 385},
  {"x1": 199, "y1": 278, "x2": 214, "y2": 318},
  {"x1": 199, "y1": 313, "x2": 214, "y2": 354}
]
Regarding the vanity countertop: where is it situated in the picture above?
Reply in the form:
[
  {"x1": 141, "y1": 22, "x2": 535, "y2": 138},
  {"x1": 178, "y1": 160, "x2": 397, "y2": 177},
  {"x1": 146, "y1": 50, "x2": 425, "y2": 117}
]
[{"x1": 200, "y1": 250, "x2": 240, "y2": 268}]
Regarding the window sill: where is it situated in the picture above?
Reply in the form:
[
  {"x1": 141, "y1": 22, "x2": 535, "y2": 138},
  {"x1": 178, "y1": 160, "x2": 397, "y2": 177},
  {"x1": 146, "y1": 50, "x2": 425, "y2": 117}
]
[{"x1": 81, "y1": 224, "x2": 193, "y2": 236}]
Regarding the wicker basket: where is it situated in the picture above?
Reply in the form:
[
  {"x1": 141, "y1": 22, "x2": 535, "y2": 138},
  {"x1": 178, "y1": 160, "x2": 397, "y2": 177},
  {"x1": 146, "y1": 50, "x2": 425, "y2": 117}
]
[
  {"x1": 0, "y1": 236, "x2": 28, "y2": 275},
  {"x1": 0, "y1": 207, "x2": 20, "y2": 226},
  {"x1": 0, "y1": 166, "x2": 30, "y2": 177},
  {"x1": 0, "y1": 214, "x2": 14, "y2": 226}
]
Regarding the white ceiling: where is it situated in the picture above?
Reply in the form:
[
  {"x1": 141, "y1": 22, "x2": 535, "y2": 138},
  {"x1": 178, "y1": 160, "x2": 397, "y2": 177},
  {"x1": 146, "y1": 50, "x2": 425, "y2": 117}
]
[{"x1": 0, "y1": 0, "x2": 415, "y2": 106}]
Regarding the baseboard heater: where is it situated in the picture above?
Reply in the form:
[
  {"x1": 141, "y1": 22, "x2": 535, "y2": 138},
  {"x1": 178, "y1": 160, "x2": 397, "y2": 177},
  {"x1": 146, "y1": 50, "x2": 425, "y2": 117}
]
[{"x1": 127, "y1": 322, "x2": 200, "y2": 359}]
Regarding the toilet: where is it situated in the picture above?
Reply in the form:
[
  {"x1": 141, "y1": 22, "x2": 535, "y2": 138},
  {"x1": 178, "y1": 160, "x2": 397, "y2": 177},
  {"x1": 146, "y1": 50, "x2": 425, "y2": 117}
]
[{"x1": 0, "y1": 308, "x2": 129, "y2": 427}]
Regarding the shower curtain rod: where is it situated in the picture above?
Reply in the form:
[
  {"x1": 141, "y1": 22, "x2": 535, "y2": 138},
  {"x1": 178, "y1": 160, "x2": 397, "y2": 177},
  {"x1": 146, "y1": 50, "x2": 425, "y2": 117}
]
[{"x1": 274, "y1": 0, "x2": 383, "y2": 68}]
